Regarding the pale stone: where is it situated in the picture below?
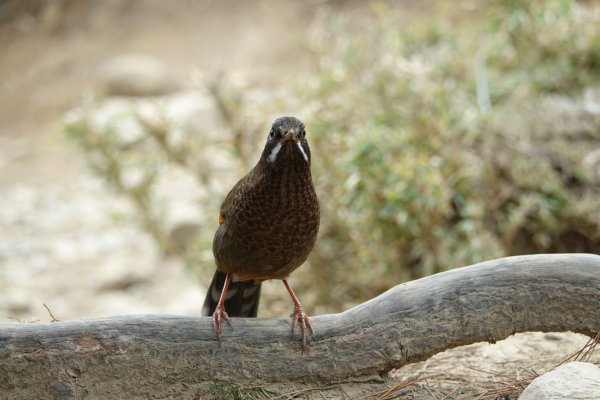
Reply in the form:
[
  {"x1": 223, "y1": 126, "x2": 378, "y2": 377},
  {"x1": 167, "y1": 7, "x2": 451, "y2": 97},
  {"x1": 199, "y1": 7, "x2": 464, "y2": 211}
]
[
  {"x1": 519, "y1": 361, "x2": 600, "y2": 400},
  {"x1": 98, "y1": 54, "x2": 184, "y2": 97}
]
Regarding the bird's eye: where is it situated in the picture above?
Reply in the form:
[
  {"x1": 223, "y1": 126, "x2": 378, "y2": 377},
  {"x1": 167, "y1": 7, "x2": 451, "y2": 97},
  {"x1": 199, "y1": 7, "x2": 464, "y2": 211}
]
[{"x1": 269, "y1": 129, "x2": 275, "y2": 139}]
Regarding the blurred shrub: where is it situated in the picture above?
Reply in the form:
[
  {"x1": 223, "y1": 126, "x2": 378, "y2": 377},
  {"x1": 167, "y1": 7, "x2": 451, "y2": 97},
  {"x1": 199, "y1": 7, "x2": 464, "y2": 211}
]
[
  {"x1": 64, "y1": 76, "x2": 267, "y2": 267},
  {"x1": 66, "y1": 0, "x2": 600, "y2": 313},
  {"x1": 294, "y1": 0, "x2": 600, "y2": 310}
]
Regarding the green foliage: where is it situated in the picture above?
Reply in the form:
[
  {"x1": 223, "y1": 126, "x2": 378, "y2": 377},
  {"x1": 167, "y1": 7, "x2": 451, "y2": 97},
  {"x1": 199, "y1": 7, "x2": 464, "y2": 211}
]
[
  {"x1": 485, "y1": 0, "x2": 600, "y2": 95},
  {"x1": 65, "y1": 0, "x2": 600, "y2": 313},
  {"x1": 295, "y1": 0, "x2": 600, "y2": 309}
]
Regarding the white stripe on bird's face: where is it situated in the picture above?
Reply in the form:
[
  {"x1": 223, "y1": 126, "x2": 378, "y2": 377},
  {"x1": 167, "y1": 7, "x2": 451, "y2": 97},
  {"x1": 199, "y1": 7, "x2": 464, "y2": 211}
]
[
  {"x1": 267, "y1": 142, "x2": 283, "y2": 163},
  {"x1": 296, "y1": 142, "x2": 308, "y2": 162},
  {"x1": 267, "y1": 141, "x2": 309, "y2": 163}
]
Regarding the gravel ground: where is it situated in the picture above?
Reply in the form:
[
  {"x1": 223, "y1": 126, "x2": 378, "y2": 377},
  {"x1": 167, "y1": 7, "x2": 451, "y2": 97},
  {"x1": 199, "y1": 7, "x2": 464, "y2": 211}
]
[{"x1": 0, "y1": 134, "x2": 204, "y2": 324}]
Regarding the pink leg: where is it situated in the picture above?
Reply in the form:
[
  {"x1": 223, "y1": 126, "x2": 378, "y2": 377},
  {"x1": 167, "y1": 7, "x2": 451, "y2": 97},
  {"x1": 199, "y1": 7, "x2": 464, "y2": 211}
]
[
  {"x1": 212, "y1": 273, "x2": 233, "y2": 338},
  {"x1": 282, "y1": 279, "x2": 314, "y2": 351}
]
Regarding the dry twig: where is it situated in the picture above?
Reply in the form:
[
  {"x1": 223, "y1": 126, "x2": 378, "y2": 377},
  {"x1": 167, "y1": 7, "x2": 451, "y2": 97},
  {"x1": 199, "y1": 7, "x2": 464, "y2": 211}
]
[{"x1": 42, "y1": 303, "x2": 59, "y2": 322}]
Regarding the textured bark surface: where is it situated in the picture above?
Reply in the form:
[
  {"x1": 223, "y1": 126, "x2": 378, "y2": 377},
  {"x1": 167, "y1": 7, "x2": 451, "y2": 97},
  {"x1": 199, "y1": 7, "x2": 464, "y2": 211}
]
[{"x1": 1, "y1": 254, "x2": 599, "y2": 399}]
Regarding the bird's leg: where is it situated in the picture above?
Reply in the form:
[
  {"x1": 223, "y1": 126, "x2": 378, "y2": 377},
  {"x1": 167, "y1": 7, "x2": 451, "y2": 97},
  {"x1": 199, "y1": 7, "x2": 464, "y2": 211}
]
[
  {"x1": 282, "y1": 279, "x2": 313, "y2": 351},
  {"x1": 212, "y1": 272, "x2": 233, "y2": 338}
]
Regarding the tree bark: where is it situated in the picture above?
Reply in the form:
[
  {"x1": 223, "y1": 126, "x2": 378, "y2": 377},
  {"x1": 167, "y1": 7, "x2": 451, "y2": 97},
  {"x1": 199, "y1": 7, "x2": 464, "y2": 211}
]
[{"x1": 1, "y1": 254, "x2": 599, "y2": 399}]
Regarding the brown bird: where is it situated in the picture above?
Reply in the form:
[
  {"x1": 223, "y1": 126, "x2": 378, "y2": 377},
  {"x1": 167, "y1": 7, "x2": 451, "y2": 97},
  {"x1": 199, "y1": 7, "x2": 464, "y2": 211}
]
[{"x1": 202, "y1": 116, "x2": 320, "y2": 350}]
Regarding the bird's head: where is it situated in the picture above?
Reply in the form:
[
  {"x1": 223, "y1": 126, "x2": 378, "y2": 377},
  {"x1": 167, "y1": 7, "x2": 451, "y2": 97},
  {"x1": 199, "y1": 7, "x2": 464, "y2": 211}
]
[{"x1": 261, "y1": 116, "x2": 311, "y2": 166}]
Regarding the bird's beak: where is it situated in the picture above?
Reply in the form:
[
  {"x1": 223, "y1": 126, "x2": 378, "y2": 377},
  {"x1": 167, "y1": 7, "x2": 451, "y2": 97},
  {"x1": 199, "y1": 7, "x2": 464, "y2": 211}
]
[{"x1": 280, "y1": 131, "x2": 300, "y2": 144}]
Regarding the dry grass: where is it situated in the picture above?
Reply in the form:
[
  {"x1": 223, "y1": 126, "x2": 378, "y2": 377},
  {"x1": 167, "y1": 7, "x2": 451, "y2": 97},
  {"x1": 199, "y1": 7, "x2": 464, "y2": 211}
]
[
  {"x1": 477, "y1": 329, "x2": 600, "y2": 399},
  {"x1": 389, "y1": 330, "x2": 600, "y2": 400},
  {"x1": 360, "y1": 374, "x2": 423, "y2": 400},
  {"x1": 561, "y1": 329, "x2": 600, "y2": 365}
]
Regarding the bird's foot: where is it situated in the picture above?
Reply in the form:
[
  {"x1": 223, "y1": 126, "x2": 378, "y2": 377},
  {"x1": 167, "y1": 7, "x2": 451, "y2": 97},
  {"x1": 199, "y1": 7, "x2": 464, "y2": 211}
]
[
  {"x1": 291, "y1": 304, "x2": 314, "y2": 352},
  {"x1": 212, "y1": 304, "x2": 232, "y2": 339}
]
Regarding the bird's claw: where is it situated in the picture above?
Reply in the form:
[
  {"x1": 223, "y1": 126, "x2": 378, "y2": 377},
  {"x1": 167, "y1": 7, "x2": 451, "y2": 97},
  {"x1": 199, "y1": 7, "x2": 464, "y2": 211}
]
[
  {"x1": 291, "y1": 304, "x2": 313, "y2": 352},
  {"x1": 212, "y1": 304, "x2": 232, "y2": 339}
]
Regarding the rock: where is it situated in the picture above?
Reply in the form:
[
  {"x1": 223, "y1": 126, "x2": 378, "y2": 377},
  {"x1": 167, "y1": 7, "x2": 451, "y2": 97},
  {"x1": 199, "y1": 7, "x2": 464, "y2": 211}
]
[
  {"x1": 169, "y1": 222, "x2": 201, "y2": 252},
  {"x1": 164, "y1": 90, "x2": 224, "y2": 138},
  {"x1": 519, "y1": 361, "x2": 600, "y2": 400},
  {"x1": 98, "y1": 54, "x2": 184, "y2": 97}
]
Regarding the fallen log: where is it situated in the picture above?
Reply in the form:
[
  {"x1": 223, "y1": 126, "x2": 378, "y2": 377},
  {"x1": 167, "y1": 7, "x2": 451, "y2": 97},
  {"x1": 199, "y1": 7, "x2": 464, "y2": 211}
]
[{"x1": 1, "y1": 253, "x2": 599, "y2": 399}]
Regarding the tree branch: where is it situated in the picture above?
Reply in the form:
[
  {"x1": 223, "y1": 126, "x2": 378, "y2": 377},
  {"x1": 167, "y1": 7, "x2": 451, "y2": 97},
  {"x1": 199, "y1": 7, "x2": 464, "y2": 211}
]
[{"x1": 1, "y1": 254, "x2": 599, "y2": 399}]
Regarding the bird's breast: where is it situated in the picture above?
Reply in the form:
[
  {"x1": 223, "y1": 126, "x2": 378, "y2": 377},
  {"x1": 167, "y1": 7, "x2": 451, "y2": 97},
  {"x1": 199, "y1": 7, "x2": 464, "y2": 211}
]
[{"x1": 213, "y1": 168, "x2": 319, "y2": 280}]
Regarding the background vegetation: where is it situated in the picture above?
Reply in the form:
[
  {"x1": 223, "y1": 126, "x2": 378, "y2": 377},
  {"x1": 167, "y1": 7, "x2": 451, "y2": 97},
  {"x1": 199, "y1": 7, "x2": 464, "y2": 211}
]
[{"x1": 66, "y1": 0, "x2": 600, "y2": 314}]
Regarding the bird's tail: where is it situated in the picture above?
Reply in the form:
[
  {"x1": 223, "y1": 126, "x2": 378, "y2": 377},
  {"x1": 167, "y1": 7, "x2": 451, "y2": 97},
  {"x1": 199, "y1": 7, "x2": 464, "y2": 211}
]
[{"x1": 201, "y1": 271, "x2": 261, "y2": 317}]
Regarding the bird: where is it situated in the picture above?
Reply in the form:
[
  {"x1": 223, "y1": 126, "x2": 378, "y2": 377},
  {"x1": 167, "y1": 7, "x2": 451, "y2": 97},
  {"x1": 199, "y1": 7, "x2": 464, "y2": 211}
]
[{"x1": 201, "y1": 116, "x2": 320, "y2": 350}]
